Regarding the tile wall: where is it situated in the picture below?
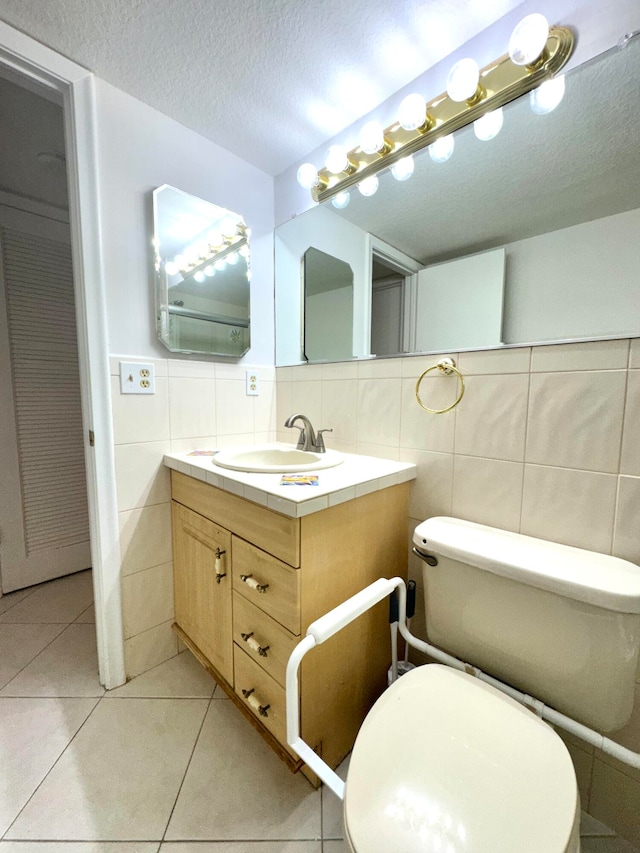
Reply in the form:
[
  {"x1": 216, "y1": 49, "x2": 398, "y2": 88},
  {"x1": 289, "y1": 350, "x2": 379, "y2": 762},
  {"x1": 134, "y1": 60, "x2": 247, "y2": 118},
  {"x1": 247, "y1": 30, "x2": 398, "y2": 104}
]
[
  {"x1": 109, "y1": 357, "x2": 276, "y2": 679},
  {"x1": 277, "y1": 337, "x2": 640, "y2": 846}
]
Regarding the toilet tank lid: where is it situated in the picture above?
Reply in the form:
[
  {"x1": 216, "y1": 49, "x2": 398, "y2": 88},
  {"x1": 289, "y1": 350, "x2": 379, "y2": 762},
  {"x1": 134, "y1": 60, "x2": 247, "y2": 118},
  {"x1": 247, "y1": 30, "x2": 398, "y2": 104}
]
[{"x1": 414, "y1": 516, "x2": 640, "y2": 614}]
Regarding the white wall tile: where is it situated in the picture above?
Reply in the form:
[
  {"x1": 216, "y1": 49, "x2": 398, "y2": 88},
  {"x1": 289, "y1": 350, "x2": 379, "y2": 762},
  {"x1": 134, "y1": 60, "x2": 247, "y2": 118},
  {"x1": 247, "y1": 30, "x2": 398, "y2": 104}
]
[
  {"x1": 215, "y1": 379, "x2": 253, "y2": 436},
  {"x1": 291, "y1": 363, "x2": 322, "y2": 382},
  {"x1": 119, "y1": 503, "x2": 173, "y2": 577},
  {"x1": 254, "y1": 381, "x2": 277, "y2": 434},
  {"x1": 111, "y1": 376, "x2": 170, "y2": 445},
  {"x1": 613, "y1": 476, "x2": 640, "y2": 565},
  {"x1": 531, "y1": 340, "x2": 630, "y2": 372},
  {"x1": 398, "y1": 449, "x2": 454, "y2": 520},
  {"x1": 322, "y1": 361, "x2": 358, "y2": 380},
  {"x1": 321, "y1": 379, "x2": 358, "y2": 443},
  {"x1": 400, "y1": 376, "x2": 456, "y2": 453},
  {"x1": 458, "y1": 346, "x2": 531, "y2": 375},
  {"x1": 169, "y1": 436, "x2": 218, "y2": 453},
  {"x1": 288, "y1": 380, "x2": 323, "y2": 427},
  {"x1": 356, "y1": 442, "x2": 399, "y2": 460},
  {"x1": 454, "y1": 374, "x2": 529, "y2": 461},
  {"x1": 589, "y1": 759, "x2": 640, "y2": 848},
  {"x1": 401, "y1": 354, "x2": 458, "y2": 378},
  {"x1": 630, "y1": 339, "x2": 640, "y2": 369},
  {"x1": 521, "y1": 465, "x2": 617, "y2": 553},
  {"x1": 358, "y1": 357, "x2": 403, "y2": 379},
  {"x1": 124, "y1": 620, "x2": 178, "y2": 679},
  {"x1": 526, "y1": 371, "x2": 626, "y2": 473},
  {"x1": 168, "y1": 377, "x2": 216, "y2": 439},
  {"x1": 357, "y1": 378, "x2": 402, "y2": 446},
  {"x1": 114, "y1": 441, "x2": 172, "y2": 511},
  {"x1": 167, "y1": 359, "x2": 216, "y2": 378},
  {"x1": 452, "y1": 456, "x2": 524, "y2": 532},
  {"x1": 621, "y1": 371, "x2": 640, "y2": 476},
  {"x1": 122, "y1": 562, "x2": 174, "y2": 640}
]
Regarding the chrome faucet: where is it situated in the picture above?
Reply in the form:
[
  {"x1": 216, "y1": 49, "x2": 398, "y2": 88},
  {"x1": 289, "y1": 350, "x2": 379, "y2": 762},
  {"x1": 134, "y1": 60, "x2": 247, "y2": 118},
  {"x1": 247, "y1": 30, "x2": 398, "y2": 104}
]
[{"x1": 284, "y1": 413, "x2": 332, "y2": 453}]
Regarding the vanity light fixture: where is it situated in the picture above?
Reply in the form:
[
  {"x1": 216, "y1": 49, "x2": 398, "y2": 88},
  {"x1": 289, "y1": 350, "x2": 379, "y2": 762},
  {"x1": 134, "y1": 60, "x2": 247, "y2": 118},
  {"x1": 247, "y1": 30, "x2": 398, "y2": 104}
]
[
  {"x1": 473, "y1": 107, "x2": 504, "y2": 141},
  {"x1": 529, "y1": 74, "x2": 566, "y2": 114},
  {"x1": 331, "y1": 191, "x2": 351, "y2": 209},
  {"x1": 296, "y1": 15, "x2": 574, "y2": 204},
  {"x1": 391, "y1": 155, "x2": 415, "y2": 181},
  {"x1": 166, "y1": 221, "x2": 249, "y2": 284}
]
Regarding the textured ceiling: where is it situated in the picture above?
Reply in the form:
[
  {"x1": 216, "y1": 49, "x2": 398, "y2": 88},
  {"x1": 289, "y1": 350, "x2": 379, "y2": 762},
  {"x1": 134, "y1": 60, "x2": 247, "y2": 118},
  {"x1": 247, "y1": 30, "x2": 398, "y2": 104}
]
[{"x1": 0, "y1": 0, "x2": 523, "y2": 175}]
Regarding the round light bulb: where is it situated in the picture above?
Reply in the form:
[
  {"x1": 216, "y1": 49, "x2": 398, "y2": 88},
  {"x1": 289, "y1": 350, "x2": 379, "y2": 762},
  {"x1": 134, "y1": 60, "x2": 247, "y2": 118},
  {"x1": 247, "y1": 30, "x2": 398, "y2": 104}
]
[
  {"x1": 359, "y1": 121, "x2": 384, "y2": 155},
  {"x1": 358, "y1": 176, "x2": 379, "y2": 197},
  {"x1": 509, "y1": 13, "x2": 549, "y2": 66},
  {"x1": 193, "y1": 271, "x2": 205, "y2": 283},
  {"x1": 214, "y1": 259, "x2": 227, "y2": 271},
  {"x1": 530, "y1": 75, "x2": 566, "y2": 114},
  {"x1": 446, "y1": 58, "x2": 480, "y2": 102},
  {"x1": 391, "y1": 155, "x2": 415, "y2": 182},
  {"x1": 174, "y1": 253, "x2": 186, "y2": 269},
  {"x1": 429, "y1": 135, "x2": 455, "y2": 163},
  {"x1": 326, "y1": 145, "x2": 349, "y2": 173},
  {"x1": 331, "y1": 191, "x2": 351, "y2": 209},
  {"x1": 164, "y1": 261, "x2": 178, "y2": 276},
  {"x1": 227, "y1": 252, "x2": 238, "y2": 265},
  {"x1": 239, "y1": 245, "x2": 250, "y2": 258},
  {"x1": 473, "y1": 108, "x2": 504, "y2": 141},
  {"x1": 297, "y1": 162, "x2": 320, "y2": 189},
  {"x1": 204, "y1": 264, "x2": 215, "y2": 277},
  {"x1": 399, "y1": 93, "x2": 427, "y2": 131}
]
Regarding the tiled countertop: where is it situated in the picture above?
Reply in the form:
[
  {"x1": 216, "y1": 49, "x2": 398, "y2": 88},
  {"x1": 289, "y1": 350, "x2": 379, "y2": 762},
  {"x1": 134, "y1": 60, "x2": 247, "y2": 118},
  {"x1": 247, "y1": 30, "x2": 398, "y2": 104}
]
[{"x1": 164, "y1": 445, "x2": 416, "y2": 518}]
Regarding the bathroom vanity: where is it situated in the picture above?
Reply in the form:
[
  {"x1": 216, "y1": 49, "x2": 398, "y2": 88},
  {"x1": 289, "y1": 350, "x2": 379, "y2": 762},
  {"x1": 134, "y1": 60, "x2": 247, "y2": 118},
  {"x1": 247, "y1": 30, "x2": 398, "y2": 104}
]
[{"x1": 165, "y1": 449, "x2": 415, "y2": 783}]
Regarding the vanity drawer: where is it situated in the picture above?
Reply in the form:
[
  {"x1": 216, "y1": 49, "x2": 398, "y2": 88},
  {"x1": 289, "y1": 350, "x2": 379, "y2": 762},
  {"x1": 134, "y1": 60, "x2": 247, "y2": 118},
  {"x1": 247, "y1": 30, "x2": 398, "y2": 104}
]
[
  {"x1": 232, "y1": 536, "x2": 300, "y2": 634},
  {"x1": 232, "y1": 592, "x2": 298, "y2": 687},
  {"x1": 234, "y1": 645, "x2": 290, "y2": 750}
]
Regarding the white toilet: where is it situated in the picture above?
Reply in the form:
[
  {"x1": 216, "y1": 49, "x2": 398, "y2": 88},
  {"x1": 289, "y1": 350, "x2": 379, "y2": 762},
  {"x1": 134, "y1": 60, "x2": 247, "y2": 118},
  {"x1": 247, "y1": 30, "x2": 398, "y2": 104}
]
[{"x1": 342, "y1": 517, "x2": 640, "y2": 853}]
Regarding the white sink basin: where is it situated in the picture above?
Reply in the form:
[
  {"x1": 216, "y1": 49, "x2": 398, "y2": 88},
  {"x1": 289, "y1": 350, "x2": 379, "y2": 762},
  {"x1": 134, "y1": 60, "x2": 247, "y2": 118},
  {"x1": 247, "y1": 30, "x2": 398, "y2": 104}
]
[{"x1": 212, "y1": 445, "x2": 343, "y2": 474}]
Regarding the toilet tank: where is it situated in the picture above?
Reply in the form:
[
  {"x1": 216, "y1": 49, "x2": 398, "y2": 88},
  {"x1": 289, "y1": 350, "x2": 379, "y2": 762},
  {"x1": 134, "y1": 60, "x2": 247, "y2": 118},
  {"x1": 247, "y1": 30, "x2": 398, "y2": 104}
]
[{"x1": 413, "y1": 517, "x2": 640, "y2": 733}]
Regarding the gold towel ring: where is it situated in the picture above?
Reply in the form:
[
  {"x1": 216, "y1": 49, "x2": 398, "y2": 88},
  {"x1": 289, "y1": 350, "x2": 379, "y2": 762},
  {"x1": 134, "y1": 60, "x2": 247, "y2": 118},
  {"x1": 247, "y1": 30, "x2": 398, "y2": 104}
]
[{"x1": 415, "y1": 358, "x2": 465, "y2": 414}]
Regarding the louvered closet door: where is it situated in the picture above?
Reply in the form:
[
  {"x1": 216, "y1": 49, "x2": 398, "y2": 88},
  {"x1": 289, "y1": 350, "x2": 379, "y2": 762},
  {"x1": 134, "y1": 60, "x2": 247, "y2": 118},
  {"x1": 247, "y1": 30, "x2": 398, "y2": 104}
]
[{"x1": 0, "y1": 207, "x2": 91, "y2": 592}]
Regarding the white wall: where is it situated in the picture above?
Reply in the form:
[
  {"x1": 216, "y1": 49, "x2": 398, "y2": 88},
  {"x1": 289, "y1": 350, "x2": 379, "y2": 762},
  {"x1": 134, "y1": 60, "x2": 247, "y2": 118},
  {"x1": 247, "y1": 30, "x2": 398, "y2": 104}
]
[{"x1": 94, "y1": 79, "x2": 274, "y2": 365}]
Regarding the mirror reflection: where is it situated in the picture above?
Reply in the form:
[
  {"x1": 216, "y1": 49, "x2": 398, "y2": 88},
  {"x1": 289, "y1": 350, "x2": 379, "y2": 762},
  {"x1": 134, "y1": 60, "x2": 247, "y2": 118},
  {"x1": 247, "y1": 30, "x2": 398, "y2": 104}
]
[
  {"x1": 275, "y1": 36, "x2": 640, "y2": 365},
  {"x1": 304, "y1": 247, "x2": 354, "y2": 362},
  {"x1": 153, "y1": 185, "x2": 250, "y2": 357}
]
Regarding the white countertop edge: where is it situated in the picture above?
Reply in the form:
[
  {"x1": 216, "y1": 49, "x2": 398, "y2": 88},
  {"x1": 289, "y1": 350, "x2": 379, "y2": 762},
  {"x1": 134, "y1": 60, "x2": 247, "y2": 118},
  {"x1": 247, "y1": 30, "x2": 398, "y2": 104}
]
[{"x1": 163, "y1": 446, "x2": 416, "y2": 518}]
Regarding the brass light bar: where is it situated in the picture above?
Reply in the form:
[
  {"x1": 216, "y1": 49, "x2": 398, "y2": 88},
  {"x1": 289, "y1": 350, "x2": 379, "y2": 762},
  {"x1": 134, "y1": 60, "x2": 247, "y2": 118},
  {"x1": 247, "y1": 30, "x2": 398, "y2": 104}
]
[{"x1": 312, "y1": 26, "x2": 574, "y2": 204}]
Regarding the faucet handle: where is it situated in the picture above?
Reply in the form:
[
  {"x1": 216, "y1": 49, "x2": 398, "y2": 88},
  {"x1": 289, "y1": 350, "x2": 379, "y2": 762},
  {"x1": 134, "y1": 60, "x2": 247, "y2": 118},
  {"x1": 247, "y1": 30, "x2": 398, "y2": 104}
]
[{"x1": 315, "y1": 428, "x2": 333, "y2": 452}]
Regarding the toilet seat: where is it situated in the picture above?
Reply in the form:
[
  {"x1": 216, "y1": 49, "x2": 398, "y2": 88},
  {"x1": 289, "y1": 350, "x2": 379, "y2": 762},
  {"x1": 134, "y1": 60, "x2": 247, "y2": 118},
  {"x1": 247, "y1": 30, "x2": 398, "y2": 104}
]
[{"x1": 344, "y1": 664, "x2": 580, "y2": 853}]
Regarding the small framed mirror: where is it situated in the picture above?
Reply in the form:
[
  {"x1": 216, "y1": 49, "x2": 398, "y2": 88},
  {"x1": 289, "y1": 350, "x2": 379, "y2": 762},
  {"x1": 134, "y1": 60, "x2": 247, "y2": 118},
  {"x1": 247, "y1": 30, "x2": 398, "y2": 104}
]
[{"x1": 153, "y1": 185, "x2": 251, "y2": 357}]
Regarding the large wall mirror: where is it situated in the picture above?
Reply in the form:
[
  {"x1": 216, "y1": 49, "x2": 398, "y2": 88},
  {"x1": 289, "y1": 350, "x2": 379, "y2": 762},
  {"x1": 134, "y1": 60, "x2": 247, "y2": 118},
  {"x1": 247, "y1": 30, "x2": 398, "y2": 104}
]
[
  {"x1": 275, "y1": 36, "x2": 640, "y2": 365},
  {"x1": 153, "y1": 185, "x2": 250, "y2": 357}
]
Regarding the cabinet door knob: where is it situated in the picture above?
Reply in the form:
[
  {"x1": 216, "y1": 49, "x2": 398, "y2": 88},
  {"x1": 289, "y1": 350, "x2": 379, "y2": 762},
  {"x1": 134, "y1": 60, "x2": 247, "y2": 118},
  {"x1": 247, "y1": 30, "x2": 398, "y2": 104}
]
[
  {"x1": 240, "y1": 631, "x2": 270, "y2": 657},
  {"x1": 239, "y1": 574, "x2": 269, "y2": 593},
  {"x1": 215, "y1": 548, "x2": 227, "y2": 583},
  {"x1": 241, "y1": 687, "x2": 270, "y2": 717}
]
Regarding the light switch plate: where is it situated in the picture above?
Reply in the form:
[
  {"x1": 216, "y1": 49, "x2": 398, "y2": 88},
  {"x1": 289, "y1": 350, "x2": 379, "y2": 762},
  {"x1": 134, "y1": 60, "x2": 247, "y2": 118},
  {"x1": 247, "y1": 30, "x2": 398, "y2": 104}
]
[
  {"x1": 120, "y1": 362, "x2": 155, "y2": 394},
  {"x1": 246, "y1": 369, "x2": 259, "y2": 396}
]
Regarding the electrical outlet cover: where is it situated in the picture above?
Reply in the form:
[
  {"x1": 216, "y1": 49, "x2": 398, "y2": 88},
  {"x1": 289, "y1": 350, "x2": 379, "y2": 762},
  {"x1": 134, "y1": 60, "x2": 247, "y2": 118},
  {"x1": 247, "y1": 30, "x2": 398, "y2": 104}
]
[
  {"x1": 245, "y1": 369, "x2": 259, "y2": 396},
  {"x1": 120, "y1": 362, "x2": 155, "y2": 394}
]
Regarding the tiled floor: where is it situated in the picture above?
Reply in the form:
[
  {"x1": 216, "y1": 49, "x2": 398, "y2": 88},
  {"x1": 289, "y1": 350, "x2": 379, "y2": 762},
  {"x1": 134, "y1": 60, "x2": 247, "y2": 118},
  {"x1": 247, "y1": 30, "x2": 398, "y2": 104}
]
[{"x1": 0, "y1": 570, "x2": 638, "y2": 852}]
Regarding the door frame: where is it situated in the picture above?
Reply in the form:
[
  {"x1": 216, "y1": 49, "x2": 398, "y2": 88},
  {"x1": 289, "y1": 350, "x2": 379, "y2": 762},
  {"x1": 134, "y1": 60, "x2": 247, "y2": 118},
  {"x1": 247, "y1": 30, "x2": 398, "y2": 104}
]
[{"x1": 0, "y1": 22, "x2": 125, "y2": 688}]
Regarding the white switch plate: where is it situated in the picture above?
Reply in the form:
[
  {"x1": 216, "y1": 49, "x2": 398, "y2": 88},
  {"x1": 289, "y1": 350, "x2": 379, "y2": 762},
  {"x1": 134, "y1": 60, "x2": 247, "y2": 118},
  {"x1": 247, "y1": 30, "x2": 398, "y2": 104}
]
[
  {"x1": 120, "y1": 362, "x2": 155, "y2": 394},
  {"x1": 246, "y1": 369, "x2": 259, "y2": 396}
]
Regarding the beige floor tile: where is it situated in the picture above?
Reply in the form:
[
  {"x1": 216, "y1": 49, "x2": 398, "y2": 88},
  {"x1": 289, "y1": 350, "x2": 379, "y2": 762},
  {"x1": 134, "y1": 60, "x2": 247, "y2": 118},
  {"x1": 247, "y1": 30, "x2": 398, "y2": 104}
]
[
  {"x1": 0, "y1": 624, "x2": 104, "y2": 698},
  {"x1": 165, "y1": 701, "x2": 321, "y2": 841},
  {"x1": 321, "y1": 756, "x2": 349, "y2": 840},
  {"x1": 0, "y1": 587, "x2": 36, "y2": 616},
  {"x1": 0, "y1": 845, "x2": 158, "y2": 852},
  {"x1": 581, "y1": 839, "x2": 640, "y2": 852},
  {"x1": 6, "y1": 697, "x2": 209, "y2": 841},
  {"x1": 581, "y1": 812, "x2": 617, "y2": 836},
  {"x1": 0, "y1": 623, "x2": 67, "y2": 689},
  {"x1": 160, "y1": 844, "x2": 321, "y2": 852},
  {"x1": 0, "y1": 571, "x2": 93, "y2": 624},
  {"x1": 75, "y1": 603, "x2": 96, "y2": 623},
  {"x1": 322, "y1": 843, "x2": 348, "y2": 853},
  {"x1": 0, "y1": 697, "x2": 98, "y2": 836},
  {"x1": 107, "y1": 651, "x2": 215, "y2": 699}
]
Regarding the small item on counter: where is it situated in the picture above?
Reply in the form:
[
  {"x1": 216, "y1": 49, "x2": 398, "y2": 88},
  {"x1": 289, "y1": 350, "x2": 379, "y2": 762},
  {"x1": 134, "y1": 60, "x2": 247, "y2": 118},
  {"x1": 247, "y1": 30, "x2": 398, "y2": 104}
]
[
  {"x1": 280, "y1": 474, "x2": 319, "y2": 486},
  {"x1": 187, "y1": 450, "x2": 217, "y2": 456}
]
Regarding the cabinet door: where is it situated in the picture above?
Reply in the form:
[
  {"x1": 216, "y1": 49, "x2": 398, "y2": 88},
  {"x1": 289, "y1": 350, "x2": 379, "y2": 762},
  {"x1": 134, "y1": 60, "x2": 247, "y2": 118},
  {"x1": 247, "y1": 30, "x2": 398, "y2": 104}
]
[{"x1": 172, "y1": 502, "x2": 233, "y2": 684}]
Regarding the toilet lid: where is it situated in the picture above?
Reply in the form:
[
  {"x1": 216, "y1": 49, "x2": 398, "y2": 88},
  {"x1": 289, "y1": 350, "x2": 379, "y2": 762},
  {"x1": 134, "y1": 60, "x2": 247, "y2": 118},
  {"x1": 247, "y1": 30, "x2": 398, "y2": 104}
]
[{"x1": 344, "y1": 664, "x2": 578, "y2": 853}]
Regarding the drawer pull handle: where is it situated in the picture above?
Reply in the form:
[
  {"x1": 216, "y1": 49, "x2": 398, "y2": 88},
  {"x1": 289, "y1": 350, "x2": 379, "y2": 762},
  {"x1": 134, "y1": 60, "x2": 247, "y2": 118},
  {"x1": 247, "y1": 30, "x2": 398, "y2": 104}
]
[
  {"x1": 240, "y1": 574, "x2": 269, "y2": 593},
  {"x1": 214, "y1": 548, "x2": 227, "y2": 584},
  {"x1": 241, "y1": 687, "x2": 270, "y2": 717},
  {"x1": 240, "y1": 631, "x2": 270, "y2": 657}
]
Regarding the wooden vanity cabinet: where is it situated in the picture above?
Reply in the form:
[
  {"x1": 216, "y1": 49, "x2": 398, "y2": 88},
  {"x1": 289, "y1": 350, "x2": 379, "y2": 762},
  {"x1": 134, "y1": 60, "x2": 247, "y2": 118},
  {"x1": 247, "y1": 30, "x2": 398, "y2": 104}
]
[{"x1": 170, "y1": 469, "x2": 410, "y2": 783}]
